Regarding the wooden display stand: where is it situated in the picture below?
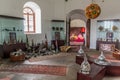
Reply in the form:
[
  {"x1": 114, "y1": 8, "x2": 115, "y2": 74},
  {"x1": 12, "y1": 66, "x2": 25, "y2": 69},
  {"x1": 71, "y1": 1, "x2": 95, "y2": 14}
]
[
  {"x1": 3, "y1": 43, "x2": 26, "y2": 58},
  {"x1": 76, "y1": 55, "x2": 93, "y2": 65},
  {"x1": 77, "y1": 63, "x2": 106, "y2": 80},
  {"x1": 51, "y1": 40, "x2": 65, "y2": 50},
  {"x1": 96, "y1": 40, "x2": 119, "y2": 50},
  {"x1": 10, "y1": 54, "x2": 25, "y2": 61},
  {"x1": 76, "y1": 55, "x2": 120, "y2": 77}
]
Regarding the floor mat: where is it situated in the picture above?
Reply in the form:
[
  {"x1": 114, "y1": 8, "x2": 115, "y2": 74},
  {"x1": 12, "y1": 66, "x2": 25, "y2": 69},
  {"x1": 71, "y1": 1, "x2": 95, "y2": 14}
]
[
  {"x1": 28, "y1": 53, "x2": 73, "y2": 62},
  {"x1": 0, "y1": 64, "x2": 67, "y2": 76},
  {"x1": 0, "y1": 77, "x2": 11, "y2": 80}
]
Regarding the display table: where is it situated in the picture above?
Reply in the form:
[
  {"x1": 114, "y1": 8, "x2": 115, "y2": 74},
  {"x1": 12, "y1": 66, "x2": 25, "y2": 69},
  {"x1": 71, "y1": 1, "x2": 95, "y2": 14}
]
[
  {"x1": 76, "y1": 55, "x2": 120, "y2": 77},
  {"x1": 10, "y1": 54, "x2": 25, "y2": 61},
  {"x1": 51, "y1": 40, "x2": 65, "y2": 50},
  {"x1": 77, "y1": 63, "x2": 106, "y2": 80},
  {"x1": 10, "y1": 49, "x2": 26, "y2": 61},
  {"x1": 3, "y1": 43, "x2": 26, "y2": 58},
  {"x1": 96, "y1": 40, "x2": 119, "y2": 50}
]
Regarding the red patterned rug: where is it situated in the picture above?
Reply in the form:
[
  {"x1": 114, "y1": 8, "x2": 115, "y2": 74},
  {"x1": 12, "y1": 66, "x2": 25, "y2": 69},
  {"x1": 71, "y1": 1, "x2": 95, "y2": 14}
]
[
  {"x1": 28, "y1": 53, "x2": 72, "y2": 62},
  {"x1": 0, "y1": 77, "x2": 10, "y2": 80},
  {"x1": 0, "y1": 64, "x2": 67, "y2": 76}
]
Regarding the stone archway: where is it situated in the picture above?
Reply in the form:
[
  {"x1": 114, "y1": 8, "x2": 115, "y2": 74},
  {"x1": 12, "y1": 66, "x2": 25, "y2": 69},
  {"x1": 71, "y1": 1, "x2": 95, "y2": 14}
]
[{"x1": 66, "y1": 9, "x2": 90, "y2": 48}]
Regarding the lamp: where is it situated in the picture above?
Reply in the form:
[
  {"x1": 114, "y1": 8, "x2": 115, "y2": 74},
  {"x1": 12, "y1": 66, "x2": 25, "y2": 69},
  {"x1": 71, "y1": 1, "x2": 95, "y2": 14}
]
[{"x1": 81, "y1": 27, "x2": 85, "y2": 33}]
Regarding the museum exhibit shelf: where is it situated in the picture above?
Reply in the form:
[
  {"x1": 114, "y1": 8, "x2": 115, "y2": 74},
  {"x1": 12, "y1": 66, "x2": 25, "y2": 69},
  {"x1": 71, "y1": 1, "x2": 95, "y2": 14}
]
[
  {"x1": 51, "y1": 20, "x2": 66, "y2": 51},
  {"x1": 96, "y1": 19, "x2": 120, "y2": 50},
  {"x1": 0, "y1": 15, "x2": 26, "y2": 44},
  {"x1": 51, "y1": 20, "x2": 65, "y2": 40},
  {"x1": 0, "y1": 15, "x2": 26, "y2": 58},
  {"x1": 3, "y1": 43, "x2": 26, "y2": 58},
  {"x1": 96, "y1": 40, "x2": 119, "y2": 50}
]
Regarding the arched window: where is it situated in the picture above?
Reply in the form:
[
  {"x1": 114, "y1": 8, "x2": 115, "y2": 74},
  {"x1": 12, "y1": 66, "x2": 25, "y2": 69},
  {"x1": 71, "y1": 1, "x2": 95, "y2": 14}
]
[
  {"x1": 23, "y1": 7, "x2": 35, "y2": 33},
  {"x1": 23, "y1": 1, "x2": 41, "y2": 34}
]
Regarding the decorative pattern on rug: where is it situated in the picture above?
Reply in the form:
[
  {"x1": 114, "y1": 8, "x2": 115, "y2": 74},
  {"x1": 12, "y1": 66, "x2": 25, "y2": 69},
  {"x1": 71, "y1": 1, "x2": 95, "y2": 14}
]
[
  {"x1": 0, "y1": 64, "x2": 67, "y2": 76},
  {"x1": 0, "y1": 77, "x2": 10, "y2": 80},
  {"x1": 29, "y1": 53, "x2": 73, "y2": 62}
]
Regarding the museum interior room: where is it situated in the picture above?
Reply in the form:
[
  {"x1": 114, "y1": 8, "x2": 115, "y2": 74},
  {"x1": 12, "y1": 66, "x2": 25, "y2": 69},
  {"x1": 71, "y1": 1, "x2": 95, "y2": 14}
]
[{"x1": 0, "y1": 0, "x2": 120, "y2": 80}]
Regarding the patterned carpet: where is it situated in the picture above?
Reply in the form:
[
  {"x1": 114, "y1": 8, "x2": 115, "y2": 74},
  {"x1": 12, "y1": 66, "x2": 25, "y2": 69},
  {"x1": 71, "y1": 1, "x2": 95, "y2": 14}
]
[
  {"x1": 0, "y1": 64, "x2": 67, "y2": 76},
  {"x1": 0, "y1": 77, "x2": 10, "y2": 80},
  {"x1": 28, "y1": 52, "x2": 73, "y2": 62}
]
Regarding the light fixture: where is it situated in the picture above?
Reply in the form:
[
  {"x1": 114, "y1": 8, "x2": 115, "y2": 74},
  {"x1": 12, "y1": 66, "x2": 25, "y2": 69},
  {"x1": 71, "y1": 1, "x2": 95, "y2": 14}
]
[
  {"x1": 85, "y1": 0, "x2": 101, "y2": 19},
  {"x1": 81, "y1": 27, "x2": 85, "y2": 33}
]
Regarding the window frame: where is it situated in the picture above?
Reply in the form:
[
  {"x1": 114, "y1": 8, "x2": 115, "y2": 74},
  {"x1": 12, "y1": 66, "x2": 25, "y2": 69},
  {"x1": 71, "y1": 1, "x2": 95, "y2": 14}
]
[{"x1": 23, "y1": 7, "x2": 36, "y2": 33}]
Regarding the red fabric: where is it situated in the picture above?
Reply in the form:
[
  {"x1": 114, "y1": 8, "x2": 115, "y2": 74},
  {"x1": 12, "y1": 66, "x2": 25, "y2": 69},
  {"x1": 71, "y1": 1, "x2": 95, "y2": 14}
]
[
  {"x1": 75, "y1": 33, "x2": 84, "y2": 42},
  {"x1": 70, "y1": 33, "x2": 84, "y2": 42},
  {"x1": 75, "y1": 38, "x2": 84, "y2": 42}
]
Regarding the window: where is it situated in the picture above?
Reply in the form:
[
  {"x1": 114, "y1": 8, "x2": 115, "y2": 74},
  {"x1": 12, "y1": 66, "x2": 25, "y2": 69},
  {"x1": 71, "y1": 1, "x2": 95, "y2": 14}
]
[
  {"x1": 23, "y1": 1, "x2": 41, "y2": 34},
  {"x1": 23, "y1": 7, "x2": 35, "y2": 33}
]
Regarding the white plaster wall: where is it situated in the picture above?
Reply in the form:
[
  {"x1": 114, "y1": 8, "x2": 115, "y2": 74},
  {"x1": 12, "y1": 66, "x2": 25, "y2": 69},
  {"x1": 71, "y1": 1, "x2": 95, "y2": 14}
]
[
  {"x1": 53, "y1": 0, "x2": 120, "y2": 49},
  {"x1": 0, "y1": 0, "x2": 54, "y2": 45},
  {"x1": 1, "y1": 0, "x2": 120, "y2": 48}
]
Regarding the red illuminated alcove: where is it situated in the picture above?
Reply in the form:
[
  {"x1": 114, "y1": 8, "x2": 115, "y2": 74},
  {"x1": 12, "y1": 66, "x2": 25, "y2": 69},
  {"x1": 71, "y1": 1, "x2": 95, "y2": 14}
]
[{"x1": 69, "y1": 27, "x2": 85, "y2": 46}]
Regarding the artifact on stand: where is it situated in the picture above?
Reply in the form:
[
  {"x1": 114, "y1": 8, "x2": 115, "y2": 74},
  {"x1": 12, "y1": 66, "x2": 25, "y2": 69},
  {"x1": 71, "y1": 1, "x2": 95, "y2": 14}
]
[
  {"x1": 10, "y1": 49, "x2": 25, "y2": 61},
  {"x1": 79, "y1": 53, "x2": 91, "y2": 74},
  {"x1": 94, "y1": 51, "x2": 110, "y2": 65},
  {"x1": 77, "y1": 33, "x2": 85, "y2": 56},
  {"x1": 78, "y1": 45, "x2": 84, "y2": 56}
]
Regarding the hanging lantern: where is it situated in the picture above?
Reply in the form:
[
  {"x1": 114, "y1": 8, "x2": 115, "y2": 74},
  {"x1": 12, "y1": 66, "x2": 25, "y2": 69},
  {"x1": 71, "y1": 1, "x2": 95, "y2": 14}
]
[
  {"x1": 81, "y1": 27, "x2": 85, "y2": 33},
  {"x1": 85, "y1": 3, "x2": 101, "y2": 19}
]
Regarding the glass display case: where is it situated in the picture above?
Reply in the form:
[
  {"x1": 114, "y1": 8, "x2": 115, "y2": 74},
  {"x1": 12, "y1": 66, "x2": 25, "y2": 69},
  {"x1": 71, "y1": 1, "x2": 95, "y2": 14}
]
[
  {"x1": 51, "y1": 20, "x2": 65, "y2": 50},
  {"x1": 0, "y1": 15, "x2": 26, "y2": 44},
  {"x1": 51, "y1": 20, "x2": 65, "y2": 40},
  {"x1": 97, "y1": 19, "x2": 120, "y2": 41},
  {"x1": 96, "y1": 19, "x2": 120, "y2": 50}
]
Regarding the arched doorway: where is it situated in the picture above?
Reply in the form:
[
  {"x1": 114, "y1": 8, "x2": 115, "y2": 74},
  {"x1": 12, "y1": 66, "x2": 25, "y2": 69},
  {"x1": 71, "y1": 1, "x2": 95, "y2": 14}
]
[{"x1": 66, "y1": 9, "x2": 90, "y2": 49}]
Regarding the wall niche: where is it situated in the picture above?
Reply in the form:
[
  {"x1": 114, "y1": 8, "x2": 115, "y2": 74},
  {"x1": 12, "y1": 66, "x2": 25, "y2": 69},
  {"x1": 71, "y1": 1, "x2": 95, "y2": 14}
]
[
  {"x1": 0, "y1": 15, "x2": 26, "y2": 44},
  {"x1": 97, "y1": 19, "x2": 120, "y2": 42},
  {"x1": 96, "y1": 19, "x2": 120, "y2": 50}
]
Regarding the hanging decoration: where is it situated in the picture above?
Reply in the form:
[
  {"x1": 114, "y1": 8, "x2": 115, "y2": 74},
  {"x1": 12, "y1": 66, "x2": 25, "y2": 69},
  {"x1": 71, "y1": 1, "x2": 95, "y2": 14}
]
[{"x1": 85, "y1": 0, "x2": 101, "y2": 19}]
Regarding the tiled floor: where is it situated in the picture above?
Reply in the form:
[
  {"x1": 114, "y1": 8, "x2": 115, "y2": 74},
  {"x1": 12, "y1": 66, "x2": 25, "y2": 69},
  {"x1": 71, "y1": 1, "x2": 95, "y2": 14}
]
[{"x1": 0, "y1": 52, "x2": 120, "y2": 80}]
